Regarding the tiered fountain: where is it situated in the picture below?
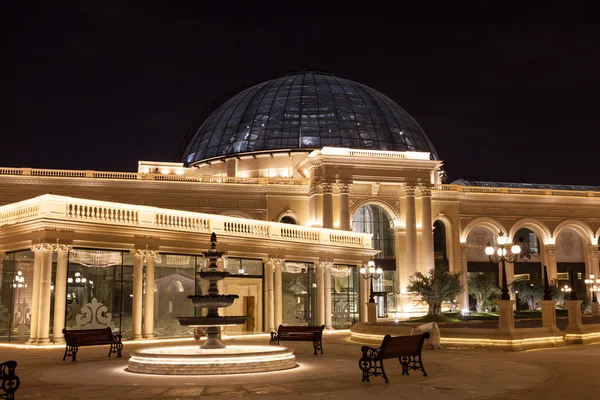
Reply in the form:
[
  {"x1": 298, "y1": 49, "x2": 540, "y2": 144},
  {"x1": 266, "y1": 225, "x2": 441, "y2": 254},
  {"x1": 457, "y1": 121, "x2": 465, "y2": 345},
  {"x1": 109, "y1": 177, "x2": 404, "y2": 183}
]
[{"x1": 128, "y1": 233, "x2": 296, "y2": 375}]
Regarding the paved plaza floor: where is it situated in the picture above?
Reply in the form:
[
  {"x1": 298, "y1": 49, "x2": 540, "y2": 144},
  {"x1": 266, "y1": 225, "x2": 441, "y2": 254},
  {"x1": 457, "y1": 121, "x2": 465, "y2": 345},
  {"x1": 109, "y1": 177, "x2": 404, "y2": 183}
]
[{"x1": 3, "y1": 330, "x2": 599, "y2": 399}]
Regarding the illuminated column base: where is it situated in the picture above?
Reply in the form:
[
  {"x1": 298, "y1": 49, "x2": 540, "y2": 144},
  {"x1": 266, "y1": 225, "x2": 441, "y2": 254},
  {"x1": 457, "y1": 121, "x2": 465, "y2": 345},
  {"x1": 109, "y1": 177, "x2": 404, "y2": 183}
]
[
  {"x1": 366, "y1": 302, "x2": 377, "y2": 325},
  {"x1": 538, "y1": 300, "x2": 560, "y2": 333},
  {"x1": 593, "y1": 302, "x2": 600, "y2": 316},
  {"x1": 564, "y1": 300, "x2": 584, "y2": 339},
  {"x1": 496, "y1": 299, "x2": 516, "y2": 334},
  {"x1": 128, "y1": 345, "x2": 296, "y2": 375}
]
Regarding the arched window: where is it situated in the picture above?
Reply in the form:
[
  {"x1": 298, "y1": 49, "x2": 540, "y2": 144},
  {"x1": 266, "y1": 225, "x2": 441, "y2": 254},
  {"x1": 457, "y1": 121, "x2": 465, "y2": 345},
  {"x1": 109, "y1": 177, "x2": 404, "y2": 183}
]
[
  {"x1": 280, "y1": 216, "x2": 297, "y2": 224},
  {"x1": 352, "y1": 205, "x2": 395, "y2": 259},
  {"x1": 433, "y1": 220, "x2": 449, "y2": 271}
]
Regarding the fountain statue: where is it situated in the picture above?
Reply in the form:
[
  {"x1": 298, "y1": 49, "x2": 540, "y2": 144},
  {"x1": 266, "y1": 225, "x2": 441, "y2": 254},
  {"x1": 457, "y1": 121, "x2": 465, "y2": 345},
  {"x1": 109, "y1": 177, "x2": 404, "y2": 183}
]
[
  {"x1": 177, "y1": 232, "x2": 247, "y2": 349},
  {"x1": 128, "y1": 233, "x2": 296, "y2": 375}
]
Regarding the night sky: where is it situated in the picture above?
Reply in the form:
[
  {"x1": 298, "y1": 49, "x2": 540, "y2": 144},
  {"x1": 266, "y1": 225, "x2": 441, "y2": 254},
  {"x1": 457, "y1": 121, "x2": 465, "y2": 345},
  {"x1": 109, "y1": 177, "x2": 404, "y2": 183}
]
[{"x1": 4, "y1": 2, "x2": 599, "y2": 185}]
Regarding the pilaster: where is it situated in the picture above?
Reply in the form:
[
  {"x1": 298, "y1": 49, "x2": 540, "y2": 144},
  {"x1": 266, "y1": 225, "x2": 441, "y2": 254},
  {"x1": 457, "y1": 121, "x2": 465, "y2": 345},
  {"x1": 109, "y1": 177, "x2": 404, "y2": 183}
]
[
  {"x1": 322, "y1": 261, "x2": 333, "y2": 329},
  {"x1": 419, "y1": 185, "x2": 434, "y2": 272},
  {"x1": 273, "y1": 258, "x2": 283, "y2": 329},
  {"x1": 460, "y1": 244, "x2": 469, "y2": 310},
  {"x1": 321, "y1": 181, "x2": 334, "y2": 229},
  {"x1": 337, "y1": 181, "x2": 352, "y2": 231},
  {"x1": 131, "y1": 249, "x2": 144, "y2": 340},
  {"x1": 404, "y1": 184, "x2": 418, "y2": 279},
  {"x1": 144, "y1": 250, "x2": 158, "y2": 339},
  {"x1": 52, "y1": 244, "x2": 72, "y2": 344},
  {"x1": 264, "y1": 259, "x2": 274, "y2": 332}
]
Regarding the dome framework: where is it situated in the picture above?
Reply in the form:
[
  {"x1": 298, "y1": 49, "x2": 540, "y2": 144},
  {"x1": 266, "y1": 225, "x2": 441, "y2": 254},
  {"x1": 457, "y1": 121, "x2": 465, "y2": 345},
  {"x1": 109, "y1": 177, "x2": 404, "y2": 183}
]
[{"x1": 181, "y1": 71, "x2": 438, "y2": 165}]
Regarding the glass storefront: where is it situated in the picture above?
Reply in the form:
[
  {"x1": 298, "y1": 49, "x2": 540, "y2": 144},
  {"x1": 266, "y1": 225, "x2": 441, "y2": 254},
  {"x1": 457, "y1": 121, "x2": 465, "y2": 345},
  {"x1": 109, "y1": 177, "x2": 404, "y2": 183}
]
[
  {"x1": 66, "y1": 249, "x2": 127, "y2": 335},
  {"x1": 331, "y1": 265, "x2": 359, "y2": 329},
  {"x1": 153, "y1": 254, "x2": 196, "y2": 337},
  {"x1": 282, "y1": 261, "x2": 315, "y2": 326}
]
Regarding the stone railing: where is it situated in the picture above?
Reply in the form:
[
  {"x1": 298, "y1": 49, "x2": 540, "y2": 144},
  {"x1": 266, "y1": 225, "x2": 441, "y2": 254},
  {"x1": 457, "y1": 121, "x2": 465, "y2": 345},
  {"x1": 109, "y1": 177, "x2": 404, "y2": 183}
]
[
  {"x1": 0, "y1": 195, "x2": 372, "y2": 249},
  {"x1": 434, "y1": 184, "x2": 600, "y2": 198},
  {"x1": 0, "y1": 167, "x2": 308, "y2": 186},
  {"x1": 318, "y1": 147, "x2": 431, "y2": 160}
]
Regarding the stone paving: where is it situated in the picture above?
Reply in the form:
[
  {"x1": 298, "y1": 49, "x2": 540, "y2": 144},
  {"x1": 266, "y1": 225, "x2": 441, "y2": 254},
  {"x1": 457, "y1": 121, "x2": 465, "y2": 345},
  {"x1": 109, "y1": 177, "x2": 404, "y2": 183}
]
[{"x1": 3, "y1": 330, "x2": 600, "y2": 399}]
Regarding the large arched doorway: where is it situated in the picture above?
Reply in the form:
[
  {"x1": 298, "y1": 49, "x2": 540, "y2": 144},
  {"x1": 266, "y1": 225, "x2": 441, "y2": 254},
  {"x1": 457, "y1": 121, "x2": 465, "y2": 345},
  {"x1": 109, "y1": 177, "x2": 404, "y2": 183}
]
[{"x1": 353, "y1": 204, "x2": 396, "y2": 317}]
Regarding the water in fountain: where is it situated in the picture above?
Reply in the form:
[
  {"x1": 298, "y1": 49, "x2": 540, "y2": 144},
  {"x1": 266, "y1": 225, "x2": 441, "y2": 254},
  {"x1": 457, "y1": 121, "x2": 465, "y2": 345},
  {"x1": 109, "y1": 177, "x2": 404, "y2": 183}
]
[{"x1": 127, "y1": 233, "x2": 297, "y2": 375}]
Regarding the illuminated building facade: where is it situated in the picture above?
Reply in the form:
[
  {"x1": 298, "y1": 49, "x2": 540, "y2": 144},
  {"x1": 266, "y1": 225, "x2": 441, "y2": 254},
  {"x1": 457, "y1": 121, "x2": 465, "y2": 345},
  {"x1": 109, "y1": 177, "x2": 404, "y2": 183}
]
[{"x1": 0, "y1": 71, "x2": 598, "y2": 343}]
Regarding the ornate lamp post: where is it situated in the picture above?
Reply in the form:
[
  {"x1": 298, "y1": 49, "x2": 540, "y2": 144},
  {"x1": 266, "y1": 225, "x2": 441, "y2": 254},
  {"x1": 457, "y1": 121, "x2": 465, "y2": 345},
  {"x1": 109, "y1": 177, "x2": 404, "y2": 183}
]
[
  {"x1": 485, "y1": 232, "x2": 522, "y2": 300},
  {"x1": 584, "y1": 274, "x2": 600, "y2": 303},
  {"x1": 360, "y1": 258, "x2": 382, "y2": 303},
  {"x1": 560, "y1": 284, "x2": 572, "y2": 295}
]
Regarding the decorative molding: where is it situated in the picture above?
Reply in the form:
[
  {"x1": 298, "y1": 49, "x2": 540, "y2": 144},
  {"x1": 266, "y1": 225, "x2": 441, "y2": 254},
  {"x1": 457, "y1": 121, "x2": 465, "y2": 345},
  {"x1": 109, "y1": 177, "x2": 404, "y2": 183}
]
[
  {"x1": 30, "y1": 243, "x2": 53, "y2": 252},
  {"x1": 543, "y1": 220, "x2": 561, "y2": 234}
]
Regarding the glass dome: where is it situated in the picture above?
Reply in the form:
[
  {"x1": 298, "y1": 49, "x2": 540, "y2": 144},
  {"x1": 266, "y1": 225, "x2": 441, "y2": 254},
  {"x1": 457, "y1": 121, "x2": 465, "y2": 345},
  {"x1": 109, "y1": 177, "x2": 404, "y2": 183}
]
[{"x1": 181, "y1": 71, "x2": 438, "y2": 165}]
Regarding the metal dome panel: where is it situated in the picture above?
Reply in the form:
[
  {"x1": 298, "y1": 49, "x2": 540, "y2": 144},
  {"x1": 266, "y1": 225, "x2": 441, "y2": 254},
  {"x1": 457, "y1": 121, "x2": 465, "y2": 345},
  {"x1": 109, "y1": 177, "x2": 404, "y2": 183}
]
[{"x1": 181, "y1": 71, "x2": 438, "y2": 165}]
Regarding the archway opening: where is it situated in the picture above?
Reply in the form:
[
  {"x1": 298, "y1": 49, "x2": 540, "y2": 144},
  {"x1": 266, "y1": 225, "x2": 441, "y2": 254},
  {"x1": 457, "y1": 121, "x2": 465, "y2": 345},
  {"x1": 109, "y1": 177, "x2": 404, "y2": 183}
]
[
  {"x1": 352, "y1": 204, "x2": 396, "y2": 316},
  {"x1": 433, "y1": 220, "x2": 449, "y2": 271}
]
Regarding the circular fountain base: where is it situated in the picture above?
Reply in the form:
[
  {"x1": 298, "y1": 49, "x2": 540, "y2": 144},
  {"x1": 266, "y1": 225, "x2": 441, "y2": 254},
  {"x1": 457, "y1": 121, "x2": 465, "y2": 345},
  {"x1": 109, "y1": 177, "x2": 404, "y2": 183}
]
[{"x1": 128, "y1": 345, "x2": 296, "y2": 375}]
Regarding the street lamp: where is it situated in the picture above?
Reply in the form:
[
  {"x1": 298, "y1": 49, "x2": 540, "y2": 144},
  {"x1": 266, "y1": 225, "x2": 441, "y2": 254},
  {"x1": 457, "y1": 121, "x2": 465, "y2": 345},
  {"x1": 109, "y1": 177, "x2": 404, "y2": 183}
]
[
  {"x1": 485, "y1": 232, "x2": 522, "y2": 300},
  {"x1": 360, "y1": 258, "x2": 382, "y2": 303},
  {"x1": 584, "y1": 274, "x2": 600, "y2": 303},
  {"x1": 560, "y1": 284, "x2": 572, "y2": 294}
]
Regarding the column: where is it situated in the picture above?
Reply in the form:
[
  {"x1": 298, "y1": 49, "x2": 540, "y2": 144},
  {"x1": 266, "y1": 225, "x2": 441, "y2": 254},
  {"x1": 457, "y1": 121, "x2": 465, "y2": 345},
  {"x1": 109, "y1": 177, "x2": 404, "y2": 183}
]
[
  {"x1": 338, "y1": 181, "x2": 351, "y2": 231},
  {"x1": 404, "y1": 185, "x2": 418, "y2": 278},
  {"x1": 316, "y1": 263, "x2": 325, "y2": 326},
  {"x1": 314, "y1": 180, "x2": 323, "y2": 227},
  {"x1": 27, "y1": 244, "x2": 45, "y2": 344},
  {"x1": 322, "y1": 181, "x2": 334, "y2": 229},
  {"x1": 131, "y1": 250, "x2": 143, "y2": 340},
  {"x1": 144, "y1": 251, "x2": 157, "y2": 339},
  {"x1": 52, "y1": 245, "x2": 71, "y2": 344},
  {"x1": 460, "y1": 244, "x2": 469, "y2": 310},
  {"x1": 323, "y1": 262, "x2": 332, "y2": 329},
  {"x1": 37, "y1": 246, "x2": 54, "y2": 343},
  {"x1": 588, "y1": 245, "x2": 599, "y2": 278},
  {"x1": 264, "y1": 259, "x2": 274, "y2": 332},
  {"x1": 274, "y1": 259, "x2": 283, "y2": 329},
  {"x1": 308, "y1": 181, "x2": 317, "y2": 226},
  {"x1": 419, "y1": 186, "x2": 434, "y2": 272},
  {"x1": 545, "y1": 245, "x2": 558, "y2": 283}
]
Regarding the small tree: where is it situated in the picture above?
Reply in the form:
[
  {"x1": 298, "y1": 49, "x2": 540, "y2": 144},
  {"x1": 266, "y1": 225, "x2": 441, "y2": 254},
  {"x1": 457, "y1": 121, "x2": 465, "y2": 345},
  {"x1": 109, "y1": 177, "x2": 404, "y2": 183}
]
[
  {"x1": 511, "y1": 280, "x2": 543, "y2": 310},
  {"x1": 407, "y1": 268, "x2": 463, "y2": 316},
  {"x1": 468, "y1": 274, "x2": 500, "y2": 313}
]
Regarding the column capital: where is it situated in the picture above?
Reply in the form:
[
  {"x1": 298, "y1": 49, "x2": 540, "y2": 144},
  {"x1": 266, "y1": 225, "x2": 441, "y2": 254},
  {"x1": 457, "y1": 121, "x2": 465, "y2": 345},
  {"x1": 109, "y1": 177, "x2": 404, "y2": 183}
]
[
  {"x1": 319, "y1": 260, "x2": 334, "y2": 269},
  {"x1": 337, "y1": 180, "x2": 352, "y2": 193},
  {"x1": 30, "y1": 243, "x2": 53, "y2": 252},
  {"x1": 460, "y1": 243, "x2": 468, "y2": 257},
  {"x1": 588, "y1": 244, "x2": 599, "y2": 258},
  {"x1": 131, "y1": 249, "x2": 145, "y2": 258},
  {"x1": 418, "y1": 184, "x2": 432, "y2": 197},
  {"x1": 320, "y1": 181, "x2": 334, "y2": 193},
  {"x1": 403, "y1": 184, "x2": 417, "y2": 196},
  {"x1": 545, "y1": 244, "x2": 557, "y2": 257},
  {"x1": 52, "y1": 243, "x2": 73, "y2": 253}
]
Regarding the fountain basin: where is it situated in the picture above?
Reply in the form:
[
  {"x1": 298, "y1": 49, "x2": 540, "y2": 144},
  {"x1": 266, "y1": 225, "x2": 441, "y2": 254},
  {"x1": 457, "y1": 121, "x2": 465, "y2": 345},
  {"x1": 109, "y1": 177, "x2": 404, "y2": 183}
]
[
  {"x1": 188, "y1": 294, "x2": 238, "y2": 308},
  {"x1": 177, "y1": 316, "x2": 248, "y2": 326},
  {"x1": 128, "y1": 345, "x2": 296, "y2": 375}
]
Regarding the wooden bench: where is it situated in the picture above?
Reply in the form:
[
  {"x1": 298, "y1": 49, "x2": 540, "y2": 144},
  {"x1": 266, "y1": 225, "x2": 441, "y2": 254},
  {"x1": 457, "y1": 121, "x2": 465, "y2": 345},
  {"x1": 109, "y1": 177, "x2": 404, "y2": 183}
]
[
  {"x1": 62, "y1": 327, "x2": 123, "y2": 362},
  {"x1": 0, "y1": 360, "x2": 19, "y2": 400},
  {"x1": 359, "y1": 332, "x2": 429, "y2": 383},
  {"x1": 269, "y1": 325, "x2": 325, "y2": 355}
]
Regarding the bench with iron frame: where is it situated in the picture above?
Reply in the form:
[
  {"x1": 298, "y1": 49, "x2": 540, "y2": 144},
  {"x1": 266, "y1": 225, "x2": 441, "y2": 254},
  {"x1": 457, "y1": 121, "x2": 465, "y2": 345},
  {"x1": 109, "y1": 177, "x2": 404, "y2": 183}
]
[
  {"x1": 269, "y1": 325, "x2": 325, "y2": 355},
  {"x1": 359, "y1": 332, "x2": 429, "y2": 383},
  {"x1": 62, "y1": 327, "x2": 123, "y2": 362},
  {"x1": 0, "y1": 360, "x2": 19, "y2": 400}
]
